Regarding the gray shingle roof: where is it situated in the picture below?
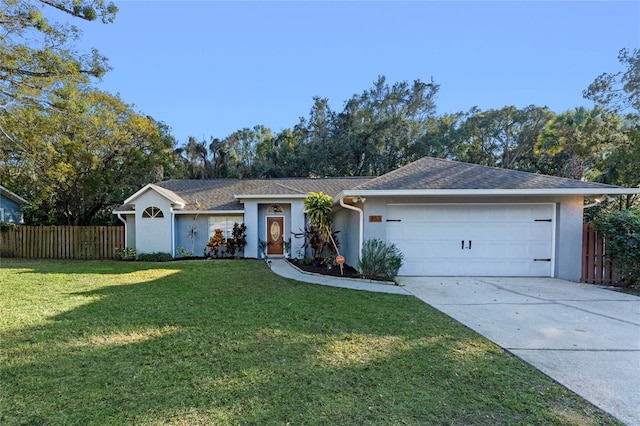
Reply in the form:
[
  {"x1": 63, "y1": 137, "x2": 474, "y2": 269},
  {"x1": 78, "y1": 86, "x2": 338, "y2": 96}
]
[
  {"x1": 115, "y1": 157, "x2": 636, "y2": 213},
  {"x1": 116, "y1": 177, "x2": 371, "y2": 212},
  {"x1": 353, "y1": 157, "x2": 625, "y2": 191}
]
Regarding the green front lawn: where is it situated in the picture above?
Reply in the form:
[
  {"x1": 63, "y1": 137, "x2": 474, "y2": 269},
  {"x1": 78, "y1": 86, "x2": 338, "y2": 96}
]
[{"x1": 0, "y1": 259, "x2": 620, "y2": 425}]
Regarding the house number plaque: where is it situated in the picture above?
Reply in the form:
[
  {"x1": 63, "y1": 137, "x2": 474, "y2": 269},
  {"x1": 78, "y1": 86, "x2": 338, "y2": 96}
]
[{"x1": 369, "y1": 215, "x2": 382, "y2": 222}]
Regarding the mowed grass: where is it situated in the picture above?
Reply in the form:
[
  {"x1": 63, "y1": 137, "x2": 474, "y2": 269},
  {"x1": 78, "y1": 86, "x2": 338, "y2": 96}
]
[{"x1": 0, "y1": 259, "x2": 620, "y2": 425}]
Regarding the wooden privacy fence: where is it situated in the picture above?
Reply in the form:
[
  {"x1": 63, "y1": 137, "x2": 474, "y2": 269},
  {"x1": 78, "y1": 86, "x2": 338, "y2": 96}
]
[
  {"x1": 0, "y1": 226, "x2": 124, "y2": 260},
  {"x1": 581, "y1": 223, "x2": 621, "y2": 285}
]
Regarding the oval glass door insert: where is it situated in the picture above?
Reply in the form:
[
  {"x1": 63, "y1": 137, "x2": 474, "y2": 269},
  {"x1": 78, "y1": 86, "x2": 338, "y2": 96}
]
[{"x1": 270, "y1": 221, "x2": 281, "y2": 241}]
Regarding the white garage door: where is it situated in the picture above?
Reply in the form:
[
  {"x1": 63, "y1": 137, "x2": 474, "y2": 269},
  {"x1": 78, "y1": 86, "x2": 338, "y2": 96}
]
[{"x1": 386, "y1": 204, "x2": 555, "y2": 277}]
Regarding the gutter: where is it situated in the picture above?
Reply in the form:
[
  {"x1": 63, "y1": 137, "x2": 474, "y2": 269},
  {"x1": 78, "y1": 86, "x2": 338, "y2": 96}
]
[
  {"x1": 339, "y1": 196, "x2": 365, "y2": 259},
  {"x1": 583, "y1": 195, "x2": 616, "y2": 209},
  {"x1": 341, "y1": 188, "x2": 640, "y2": 197}
]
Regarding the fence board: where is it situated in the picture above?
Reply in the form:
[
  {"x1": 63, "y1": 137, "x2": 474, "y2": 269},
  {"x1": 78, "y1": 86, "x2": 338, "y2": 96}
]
[
  {"x1": 0, "y1": 226, "x2": 124, "y2": 260},
  {"x1": 581, "y1": 223, "x2": 621, "y2": 285}
]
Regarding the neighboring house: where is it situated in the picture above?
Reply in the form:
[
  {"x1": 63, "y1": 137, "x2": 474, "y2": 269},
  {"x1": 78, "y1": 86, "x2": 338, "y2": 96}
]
[
  {"x1": 0, "y1": 185, "x2": 27, "y2": 224},
  {"x1": 115, "y1": 156, "x2": 639, "y2": 281}
]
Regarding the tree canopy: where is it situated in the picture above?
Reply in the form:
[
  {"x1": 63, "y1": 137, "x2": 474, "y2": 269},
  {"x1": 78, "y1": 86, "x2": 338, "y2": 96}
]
[
  {"x1": 1, "y1": 7, "x2": 637, "y2": 228},
  {"x1": 0, "y1": 0, "x2": 181, "y2": 225},
  {"x1": 0, "y1": 0, "x2": 117, "y2": 112},
  {"x1": 0, "y1": 86, "x2": 176, "y2": 225}
]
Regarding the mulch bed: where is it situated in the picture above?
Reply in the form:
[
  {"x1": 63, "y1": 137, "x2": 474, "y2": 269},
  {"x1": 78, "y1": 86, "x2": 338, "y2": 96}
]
[{"x1": 286, "y1": 258, "x2": 362, "y2": 279}]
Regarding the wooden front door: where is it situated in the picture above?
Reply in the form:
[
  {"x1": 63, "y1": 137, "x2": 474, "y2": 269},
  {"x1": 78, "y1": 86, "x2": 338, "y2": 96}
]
[{"x1": 267, "y1": 216, "x2": 284, "y2": 255}]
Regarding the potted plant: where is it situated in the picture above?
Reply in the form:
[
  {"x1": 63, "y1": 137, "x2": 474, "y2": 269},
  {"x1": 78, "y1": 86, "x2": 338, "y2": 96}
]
[
  {"x1": 258, "y1": 239, "x2": 272, "y2": 258},
  {"x1": 282, "y1": 238, "x2": 291, "y2": 258}
]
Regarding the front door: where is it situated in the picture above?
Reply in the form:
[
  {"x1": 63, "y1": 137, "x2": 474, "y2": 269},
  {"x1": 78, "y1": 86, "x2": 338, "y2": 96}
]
[{"x1": 267, "y1": 216, "x2": 284, "y2": 255}]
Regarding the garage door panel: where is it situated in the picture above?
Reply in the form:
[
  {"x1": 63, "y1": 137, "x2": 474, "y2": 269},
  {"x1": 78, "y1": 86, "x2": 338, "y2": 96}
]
[{"x1": 387, "y1": 204, "x2": 554, "y2": 277}]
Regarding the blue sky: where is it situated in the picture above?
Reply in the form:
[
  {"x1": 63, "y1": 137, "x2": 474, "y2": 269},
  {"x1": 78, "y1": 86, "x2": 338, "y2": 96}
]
[{"x1": 75, "y1": 1, "x2": 640, "y2": 144}]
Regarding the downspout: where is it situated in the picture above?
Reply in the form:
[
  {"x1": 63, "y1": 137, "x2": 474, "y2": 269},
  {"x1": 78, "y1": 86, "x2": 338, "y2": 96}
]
[
  {"x1": 339, "y1": 197, "x2": 364, "y2": 259},
  {"x1": 170, "y1": 207, "x2": 176, "y2": 258},
  {"x1": 116, "y1": 213, "x2": 127, "y2": 248}
]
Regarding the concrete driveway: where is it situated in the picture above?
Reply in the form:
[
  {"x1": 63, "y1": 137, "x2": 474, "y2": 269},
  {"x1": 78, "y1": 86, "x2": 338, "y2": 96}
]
[{"x1": 397, "y1": 276, "x2": 640, "y2": 425}]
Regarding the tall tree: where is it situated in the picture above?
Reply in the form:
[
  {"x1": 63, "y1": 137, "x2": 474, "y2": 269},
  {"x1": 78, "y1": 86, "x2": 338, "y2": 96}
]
[
  {"x1": 222, "y1": 125, "x2": 272, "y2": 178},
  {"x1": 583, "y1": 48, "x2": 639, "y2": 208},
  {"x1": 535, "y1": 107, "x2": 603, "y2": 180},
  {"x1": 584, "y1": 48, "x2": 639, "y2": 115},
  {"x1": 183, "y1": 136, "x2": 210, "y2": 179},
  {"x1": 301, "y1": 97, "x2": 336, "y2": 177},
  {"x1": 0, "y1": 86, "x2": 175, "y2": 225},
  {"x1": 0, "y1": 0, "x2": 117, "y2": 113},
  {"x1": 453, "y1": 106, "x2": 555, "y2": 171},
  {"x1": 330, "y1": 76, "x2": 439, "y2": 176},
  {"x1": 406, "y1": 113, "x2": 464, "y2": 162},
  {"x1": 454, "y1": 107, "x2": 502, "y2": 167}
]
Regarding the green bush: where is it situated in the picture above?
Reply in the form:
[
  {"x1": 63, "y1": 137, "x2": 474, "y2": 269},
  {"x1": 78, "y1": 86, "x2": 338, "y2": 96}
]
[
  {"x1": 176, "y1": 247, "x2": 195, "y2": 258},
  {"x1": 358, "y1": 238, "x2": 404, "y2": 281},
  {"x1": 115, "y1": 247, "x2": 137, "y2": 261},
  {"x1": 595, "y1": 208, "x2": 640, "y2": 286},
  {"x1": 137, "y1": 252, "x2": 173, "y2": 262}
]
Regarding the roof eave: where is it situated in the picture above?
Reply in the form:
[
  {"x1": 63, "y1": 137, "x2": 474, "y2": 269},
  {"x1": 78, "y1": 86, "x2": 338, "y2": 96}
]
[
  {"x1": 124, "y1": 183, "x2": 186, "y2": 208},
  {"x1": 0, "y1": 185, "x2": 28, "y2": 204},
  {"x1": 234, "y1": 194, "x2": 308, "y2": 200},
  {"x1": 175, "y1": 210, "x2": 245, "y2": 215},
  {"x1": 342, "y1": 188, "x2": 640, "y2": 197}
]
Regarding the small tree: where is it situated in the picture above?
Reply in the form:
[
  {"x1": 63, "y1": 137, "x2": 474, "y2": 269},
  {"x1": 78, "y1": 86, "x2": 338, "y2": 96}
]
[
  {"x1": 303, "y1": 191, "x2": 343, "y2": 267},
  {"x1": 595, "y1": 208, "x2": 640, "y2": 286},
  {"x1": 304, "y1": 192, "x2": 333, "y2": 238}
]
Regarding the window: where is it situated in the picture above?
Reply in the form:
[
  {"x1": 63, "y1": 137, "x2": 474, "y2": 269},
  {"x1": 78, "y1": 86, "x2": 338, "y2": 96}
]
[
  {"x1": 142, "y1": 206, "x2": 164, "y2": 218},
  {"x1": 209, "y1": 216, "x2": 243, "y2": 238},
  {"x1": 267, "y1": 204, "x2": 283, "y2": 213}
]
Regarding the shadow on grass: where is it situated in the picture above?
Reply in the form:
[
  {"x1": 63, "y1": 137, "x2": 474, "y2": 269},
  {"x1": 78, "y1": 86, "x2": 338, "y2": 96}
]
[{"x1": 0, "y1": 260, "x2": 621, "y2": 425}]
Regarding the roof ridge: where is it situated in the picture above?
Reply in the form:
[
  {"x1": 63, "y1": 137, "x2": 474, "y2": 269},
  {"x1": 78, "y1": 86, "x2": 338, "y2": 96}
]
[
  {"x1": 249, "y1": 182, "x2": 307, "y2": 194},
  {"x1": 353, "y1": 156, "x2": 626, "y2": 191}
]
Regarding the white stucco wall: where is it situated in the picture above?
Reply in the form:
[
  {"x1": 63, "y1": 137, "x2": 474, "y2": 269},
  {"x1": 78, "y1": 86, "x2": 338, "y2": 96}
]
[
  {"x1": 117, "y1": 213, "x2": 136, "y2": 250},
  {"x1": 174, "y1": 215, "x2": 210, "y2": 257},
  {"x1": 360, "y1": 195, "x2": 586, "y2": 281},
  {"x1": 290, "y1": 200, "x2": 306, "y2": 259},
  {"x1": 333, "y1": 208, "x2": 360, "y2": 269},
  {"x1": 554, "y1": 196, "x2": 585, "y2": 281},
  {"x1": 134, "y1": 190, "x2": 173, "y2": 255},
  {"x1": 243, "y1": 201, "x2": 259, "y2": 258}
]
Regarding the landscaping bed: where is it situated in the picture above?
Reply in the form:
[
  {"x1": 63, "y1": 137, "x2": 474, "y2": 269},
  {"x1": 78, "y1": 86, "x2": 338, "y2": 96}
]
[{"x1": 286, "y1": 258, "x2": 361, "y2": 279}]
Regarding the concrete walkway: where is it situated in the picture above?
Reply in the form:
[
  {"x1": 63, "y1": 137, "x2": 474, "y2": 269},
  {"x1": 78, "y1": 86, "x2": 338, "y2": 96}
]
[
  {"x1": 269, "y1": 259, "x2": 410, "y2": 295},
  {"x1": 269, "y1": 261, "x2": 640, "y2": 425},
  {"x1": 398, "y1": 276, "x2": 640, "y2": 426}
]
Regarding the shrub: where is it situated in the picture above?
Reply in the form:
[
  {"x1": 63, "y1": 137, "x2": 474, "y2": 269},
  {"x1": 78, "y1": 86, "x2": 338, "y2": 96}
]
[
  {"x1": 0, "y1": 222, "x2": 18, "y2": 231},
  {"x1": 206, "y1": 229, "x2": 226, "y2": 258},
  {"x1": 115, "y1": 247, "x2": 137, "y2": 261},
  {"x1": 176, "y1": 247, "x2": 195, "y2": 258},
  {"x1": 595, "y1": 208, "x2": 640, "y2": 286},
  {"x1": 358, "y1": 238, "x2": 404, "y2": 281},
  {"x1": 137, "y1": 252, "x2": 173, "y2": 262},
  {"x1": 226, "y1": 222, "x2": 247, "y2": 257}
]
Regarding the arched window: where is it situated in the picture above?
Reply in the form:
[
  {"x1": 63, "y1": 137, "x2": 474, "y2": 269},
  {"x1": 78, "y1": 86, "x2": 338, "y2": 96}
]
[
  {"x1": 267, "y1": 204, "x2": 283, "y2": 213},
  {"x1": 142, "y1": 206, "x2": 164, "y2": 218}
]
